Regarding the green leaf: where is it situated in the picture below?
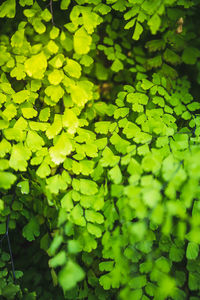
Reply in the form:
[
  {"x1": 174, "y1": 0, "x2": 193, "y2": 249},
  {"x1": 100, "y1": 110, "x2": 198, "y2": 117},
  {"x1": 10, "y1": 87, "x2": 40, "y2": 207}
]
[
  {"x1": 50, "y1": 26, "x2": 60, "y2": 39},
  {"x1": 100, "y1": 147, "x2": 120, "y2": 167},
  {"x1": 31, "y1": 79, "x2": 42, "y2": 92},
  {"x1": 49, "y1": 54, "x2": 65, "y2": 68},
  {"x1": 41, "y1": 8, "x2": 52, "y2": 22},
  {"x1": 22, "y1": 217, "x2": 40, "y2": 241},
  {"x1": 0, "y1": 82, "x2": 14, "y2": 94},
  {"x1": 186, "y1": 242, "x2": 199, "y2": 260},
  {"x1": 141, "y1": 79, "x2": 154, "y2": 90},
  {"x1": 111, "y1": 59, "x2": 123, "y2": 72},
  {"x1": 182, "y1": 47, "x2": 200, "y2": 65},
  {"x1": 147, "y1": 55, "x2": 162, "y2": 70},
  {"x1": 0, "y1": 139, "x2": 11, "y2": 158},
  {"x1": 9, "y1": 143, "x2": 31, "y2": 171},
  {"x1": 12, "y1": 90, "x2": 30, "y2": 104},
  {"x1": 0, "y1": 0, "x2": 16, "y2": 18},
  {"x1": 80, "y1": 54, "x2": 94, "y2": 66},
  {"x1": 69, "y1": 80, "x2": 93, "y2": 106},
  {"x1": 47, "y1": 40, "x2": 59, "y2": 53},
  {"x1": 46, "y1": 173, "x2": 68, "y2": 195},
  {"x1": 32, "y1": 18, "x2": 46, "y2": 34},
  {"x1": 80, "y1": 160, "x2": 94, "y2": 175},
  {"x1": 45, "y1": 85, "x2": 64, "y2": 103},
  {"x1": 0, "y1": 222, "x2": 6, "y2": 234},
  {"x1": 82, "y1": 8, "x2": 102, "y2": 34},
  {"x1": 99, "y1": 274, "x2": 112, "y2": 290},
  {"x1": 163, "y1": 49, "x2": 181, "y2": 65},
  {"x1": 74, "y1": 27, "x2": 92, "y2": 55},
  {"x1": 94, "y1": 3, "x2": 111, "y2": 15},
  {"x1": 61, "y1": 193, "x2": 73, "y2": 212},
  {"x1": 39, "y1": 107, "x2": 50, "y2": 122},
  {"x1": 95, "y1": 121, "x2": 111, "y2": 134},
  {"x1": 124, "y1": 6, "x2": 139, "y2": 20},
  {"x1": 129, "y1": 275, "x2": 146, "y2": 289},
  {"x1": 79, "y1": 179, "x2": 98, "y2": 195},
  {"x1": 2, "y1": 283, "x2": 20, "y2": 300},
  {"x1": 68, "y1": 240, "x2": 81, "y2": 253},
  {"x1": 13, "y1": 117, "x2": 28, "y2": 132},
  {"x1": 87, "y1": 223, "x2": 102, "y2": 237},
  {"x1": 62, "y1": 108, "x2": 79, "y2": 134},
  {"x1": 71, "y1": 204, "x2": 86, "y2": 226},
  {"x1": 95, "y1": 62, "x2": 109, "y2": 80},
  {"x1": 58, "y1": 260, "x2": 85, "y2": 291},
  {"x1": 64, "y1": 58, "x2": 82, "y2": 78},
  {"x1": 148, "y1": 14, "x2": 161, "y2": 35},
  {"x1": 85, "y1": 210, "x2": 104, "y2": 224},
  {"x1": 124, "y1": 18, "x2": 136, "y2": 30},
  {"x1": 17, "y1": 180, "x2": 29, "y2": 194},
  {"x1": 2, "y1": 103, "x2": 17, "y2": 120},
  {"x1": 155, "y1": 256, "x2": 171, "y2": 273},
  {"x1": 142, "y1": 151, "x2": 162, "y2": 174},
  {"x1": 25, "y1": 52, "x2": 47, "y2": 79},
  {"x1": 109, "y1": 165, "x2": 122, "y2": 184},
  {"x1": 133, "y1": 22, "x2": 143, "y2": 40},
  {"x1": 99, "y1": 261, "x2": 114, "y2": 271},
  {"x1": 0, "y1": 171, "x2": 16, "y2": 189},
  {"x1": 145, "y1": 39, "x2": 165, "y2": 52},
  {"x1": 3, "y1": 127, "x2": 25, "y2": 142},
  {"x1": 123, "y1": 121, "x2": 141, "y2": 139},
  {"x1": 189, "y1": 272, "x2": 200, "y2": 291},
  {"x1": 46, "y1": 114, "x2": 62, "y2": 139},
  {"x1": 0, "y1": 92, "x2": 7, "y2": 105},
  {"x1": 114, "y1": 107, "x2": 129, "y2": 119},
  {"x1": 48, "y1": 234, "x2": 63, "y2": 256},
  {"x1": 12, "y1": 200, "x2": 23, "y2": 211},
  {"x1": 29, "y1": 121, "x2": 48, "y2": 131},
  {"x1": 49, "y1": 132, "x2": 73, "y2": 165},
  {"x1": 21, "y1": 106, "x2": 38, "y2": 119},
  {"x1": 60, "y1": 0, "x2": 71, "y2": 10},
  {"x1": 36, "y1": 162, "x2": 51, "y2": 178},
  {"x1": 49, "y1": 251, "x2": 66, "y2": 268},
  {"x1": 169, "y1": 244, "x2": 184, "y2": 262},
  {"x1": 48, "y1": 69, "x2": 64, "y2": 85},
  {"x1": 0, "y1": 199, "x2": 4, "y2": 211},
  {"x1": 26, "y1": 130, "x2": 44, "y2": 151},
  {"x1": 0, "y1": 158, "x2": 9, "y2": 170},
  {"x1": 127, "y1": 92, "x2": 148, "y2": 105}
]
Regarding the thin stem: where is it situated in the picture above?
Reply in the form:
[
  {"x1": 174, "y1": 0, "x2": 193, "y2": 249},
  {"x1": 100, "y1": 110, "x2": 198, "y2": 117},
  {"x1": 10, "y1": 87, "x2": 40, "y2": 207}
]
[
  {"x1": 7, "y1": 232, "x2": 16, "y2": 282},
  {"x1": 49, "y1": 0, "x2": 54, "y2": 25},
  {"x1": 0, "y1": 188, "x2": 16, "y2": 282}
]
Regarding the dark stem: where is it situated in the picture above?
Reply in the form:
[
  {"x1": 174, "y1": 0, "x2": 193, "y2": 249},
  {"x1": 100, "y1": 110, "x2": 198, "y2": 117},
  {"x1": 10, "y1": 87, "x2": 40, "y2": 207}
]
[
  {"x1": 0, "y1": 187, "x2": 17, "y2": 282},
  {"x1": 7, "y1": 232, "x2": 16, "y2": 282},
  {"x1": 49, "y1": 0, "x2": 54, "y2": 25}
]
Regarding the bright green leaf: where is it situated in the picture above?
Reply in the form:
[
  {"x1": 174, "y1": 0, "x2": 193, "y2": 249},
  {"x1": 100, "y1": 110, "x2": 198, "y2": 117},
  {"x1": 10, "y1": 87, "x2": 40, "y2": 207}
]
[
  {"x1": 74, "y1": 27, "x2": 92, "y2": 55},
  {"x1": 79, "y1": 179, "x2": 98, "y2": 195},
  {"x1": 64, "y1": 58, "x2": 82, "y2": 78},
  {"x1": 25, "y1": 52, "x2": 47, "y2": 79},
  {"x1": 58, "y1": 260, "x2": 85, "y2": 291},
  {"x1": 186, "y1": 242, "x2": 199, "y2": 260},
  {"x1": 133, "y1": 22, "x2": 143, "y2": 40}
]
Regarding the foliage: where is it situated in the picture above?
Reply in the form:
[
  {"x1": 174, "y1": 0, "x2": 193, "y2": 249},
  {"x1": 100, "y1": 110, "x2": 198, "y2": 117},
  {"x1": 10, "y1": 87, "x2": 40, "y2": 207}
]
[{"x1": 0, "y1": 0, "x2": 200, "y2": 299}]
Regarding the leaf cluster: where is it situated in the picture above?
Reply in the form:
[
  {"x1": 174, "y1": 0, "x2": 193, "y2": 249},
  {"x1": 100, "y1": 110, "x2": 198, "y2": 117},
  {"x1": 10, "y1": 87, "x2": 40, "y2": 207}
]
[{"x1": 0, "y1": 0, "x2": 200, "y2": 299}]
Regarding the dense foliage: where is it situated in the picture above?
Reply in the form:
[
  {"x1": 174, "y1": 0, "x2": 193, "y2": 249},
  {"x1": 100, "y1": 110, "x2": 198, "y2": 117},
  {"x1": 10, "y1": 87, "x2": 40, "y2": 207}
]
[{"x1": 1, "y1": 0, "x2": 200, "y2": 299}]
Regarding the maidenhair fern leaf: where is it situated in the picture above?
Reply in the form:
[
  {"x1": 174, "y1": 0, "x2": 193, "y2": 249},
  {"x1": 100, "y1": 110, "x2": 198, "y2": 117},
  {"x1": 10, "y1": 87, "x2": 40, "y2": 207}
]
[{"x1": 22, "y1": 217, "x2": 40, "y2": 242}]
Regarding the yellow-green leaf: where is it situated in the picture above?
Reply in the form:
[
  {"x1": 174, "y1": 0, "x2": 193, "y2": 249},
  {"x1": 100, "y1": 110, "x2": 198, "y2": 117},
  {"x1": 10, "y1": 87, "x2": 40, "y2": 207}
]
[
  {"x1": 25, "y1": 52, "x2": 47, "y2": 79},
  {"x1": 73, "y1": 27, "x2": 92, "y2": 55}
]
